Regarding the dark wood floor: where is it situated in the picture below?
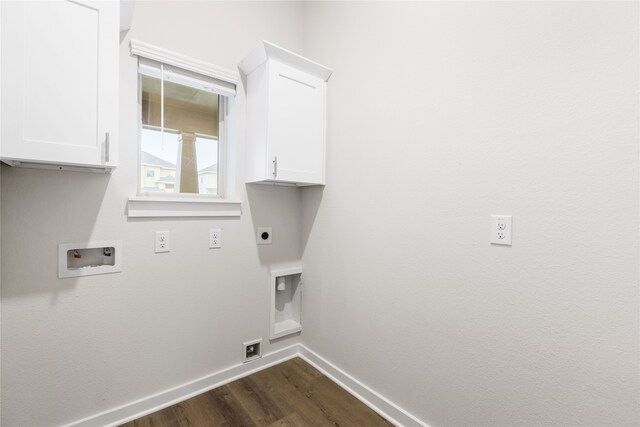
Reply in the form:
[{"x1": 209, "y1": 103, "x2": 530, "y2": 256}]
[{"x1": 120, "y1": 357, "x2": 393, "y2": 427}]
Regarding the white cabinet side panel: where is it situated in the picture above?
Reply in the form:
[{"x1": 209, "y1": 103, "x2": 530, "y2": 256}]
[{"x1": 245, "y1": 62, "x2": 269, "y2": 183}]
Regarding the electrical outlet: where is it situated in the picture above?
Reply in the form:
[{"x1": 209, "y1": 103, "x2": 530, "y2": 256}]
[
  {"x1": 155, "y1": 231, "x2": 170, "y2": 253},
  {"x1": 209, "y1": 228, "x2": 222, "y2": 249},
  {"x1": 256, "y1": 227, "x2": 272, "y2": 245},
  {"x1": 490, "y1": 215, "x2": 512, "y2": 245}
]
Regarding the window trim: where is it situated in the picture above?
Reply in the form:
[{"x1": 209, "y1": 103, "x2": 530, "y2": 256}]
[
  {"x1": 127, "y1": 40, "x2": 241, "y2": 218},
  {"x1": 127, "y1": 196, "x2": 241, "y2": 218}
]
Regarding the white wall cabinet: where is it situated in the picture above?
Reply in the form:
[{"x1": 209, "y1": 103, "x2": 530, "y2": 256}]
[
  {"x1": 0, "y1": 0, "x2": 119, "y2": 173},
  {"x1": 239, "y1": 41, "x2": 332, "y2": 186}
]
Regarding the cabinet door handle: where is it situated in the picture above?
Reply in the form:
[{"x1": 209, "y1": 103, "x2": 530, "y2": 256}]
[
  {"x1": 273, "y1": 156, "x2": 278, "y2": 178},
  {"x1": 105, "y1": 132, "x2": 110, "y2": 163}
]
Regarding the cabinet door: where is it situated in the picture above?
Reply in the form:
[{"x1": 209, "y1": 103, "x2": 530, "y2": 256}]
[
  {"x1": 1, "y1": 0, "x2": 118, "y2": 167},
  {"x1": 267, "y1": 61, "x2": 325, "y2": 185}
]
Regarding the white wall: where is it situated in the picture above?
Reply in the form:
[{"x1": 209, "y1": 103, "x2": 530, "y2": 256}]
[
  {"x1": 0, "y1": 2, "x2": 305, "y2": 425},
  {"x1": 2, "y1": 2, "x2": 638, "y2": 426},
  {"x1": 301, "y1": 2, "x2": 639, "y2": 426}
]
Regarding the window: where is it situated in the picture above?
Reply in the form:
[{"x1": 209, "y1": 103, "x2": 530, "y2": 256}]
[
  {"x1": 138, "y1": 58, "x2": 231, "y2": 196},
  {"x1": 128, "y1": 40, "x2": 241, "y2": 218}
]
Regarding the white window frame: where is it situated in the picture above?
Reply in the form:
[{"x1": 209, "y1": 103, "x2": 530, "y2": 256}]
[{"x1": 127, "y1": 40, "x2": 241, "y2": 218}]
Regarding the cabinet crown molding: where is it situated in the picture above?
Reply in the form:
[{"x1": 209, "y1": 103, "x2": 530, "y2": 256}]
[{"x1": 238, "y1": 40, "x2": 333, "y2": 82}]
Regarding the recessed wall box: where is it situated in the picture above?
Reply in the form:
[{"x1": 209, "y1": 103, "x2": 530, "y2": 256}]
[
  {"x1": 242, "y1": 338, "x2": 262, "y2": 363},
  {"x1": 270, "y1": 266, "x2": 302, "y2": 340},
  {"x1": 58, "y1": 240, "x2": 122, "y2": 278}
]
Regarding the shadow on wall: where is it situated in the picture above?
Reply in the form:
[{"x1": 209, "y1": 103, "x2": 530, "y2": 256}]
[
  {"x1": 246, "y1": 183, "x2": 323, "y2": 266},
  {"x1": 0, "y1": 165, "x2": 111, "y2": 301},
  {"x1": 300, "y1": 185, "x2": 324, "y2": 255}
]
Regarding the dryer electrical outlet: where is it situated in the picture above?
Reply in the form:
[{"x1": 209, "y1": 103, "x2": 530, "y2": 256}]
[{"x1": 257, "y1": 227, "x2": 272, "y2": 245}]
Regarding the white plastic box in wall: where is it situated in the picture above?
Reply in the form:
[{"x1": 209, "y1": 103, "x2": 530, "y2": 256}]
[
  {"x1": 0, "y1": 0, "x2": 119, "y2": 173},
  {"x1": 270, "y1": 266, "x2": 302, "y2": 340},
  {"x1": 58, "y1": 240, "x2": 122, "y2": 278},
  {"x1": 239, "y1": 41, "x2": 332, "y2": 186}
]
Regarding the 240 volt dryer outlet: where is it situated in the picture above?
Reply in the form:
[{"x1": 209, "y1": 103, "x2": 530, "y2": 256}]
[{"x1": 257, "y1": 227, "x2": 272, "y2": 245}]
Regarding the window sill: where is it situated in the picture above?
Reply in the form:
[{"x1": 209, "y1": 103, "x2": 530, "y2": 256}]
[{"x1": 127, "y1": 196, "x2": 242, "y2": 218}]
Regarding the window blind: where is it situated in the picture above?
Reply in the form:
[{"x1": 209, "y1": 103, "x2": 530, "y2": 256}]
[{"x1": 131, "y1": 39, "x2": 238, "y2": 98}]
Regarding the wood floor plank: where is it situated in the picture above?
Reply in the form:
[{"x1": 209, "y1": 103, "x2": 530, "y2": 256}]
[
  {"x1": 268, "y1": 360, "x2": 343, "y2": 426},
  {"x1": 174, "y1": 391, "x2": 231, "y2": 426},
  {"x1": 165, "y1": 402, "x2": 195, "y2": 427},
  {"x1": 126, "y1": 406, "x2": 181, "y2": 427},
  {"x1": 204, "y1": 386, "x2": 257, "y2": 426},
  {"x1": 311, "y1": 375, "x2": 392, "y2": 426},
  {"x1": 226, "y1": 376, "x2": 288, "y2": 426},
  {"x1": 267, "y1": 413, "x2": 309, "y2": 427},
  {"x1": 244, "y1": 364, "x2": 335, "y2": 427},
  {"x1": 119, "y1": 357, "x2": 393, "y2": 427}
]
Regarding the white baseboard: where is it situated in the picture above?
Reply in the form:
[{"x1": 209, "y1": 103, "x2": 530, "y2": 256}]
[
  {"x1": 64, "y1": 344, "x2": 300, "y2": 427},
  {"x1": 64, "y1": 343, "x2": 427, "y2": 427},
  {"x1": 298, "y1": 344, "x2": 427, "y2": 427}
]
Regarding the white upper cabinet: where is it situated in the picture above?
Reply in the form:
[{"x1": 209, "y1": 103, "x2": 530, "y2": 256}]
[
  {"x1": 239, "y1": 41, "x2": 332, "y2": 186},
  {"x1": 0, "y1": 0, "x2": 119, "y2": 173}
]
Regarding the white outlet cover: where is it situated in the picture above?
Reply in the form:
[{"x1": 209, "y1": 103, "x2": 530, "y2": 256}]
[
  {"x1": 490, "y1": 215, "x2": 512, "y2": 246},
  {"x1": 155, "y1": 231, "x2": 170, "y2": 253},
  {"x1": 209, "y1": 228, "x2": 222, "y2": 249},
  {"x1": 257, "y1": 227, "x2": 272, "y2": 245}
]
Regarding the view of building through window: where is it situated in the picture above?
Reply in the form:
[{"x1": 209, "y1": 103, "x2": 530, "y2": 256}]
[
  {"x1": 140, "y1": 129, "x2": 218, "y2": 194},
  {"x1": 140, "y1": 73, "x2": 220, "y2": 195}
]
